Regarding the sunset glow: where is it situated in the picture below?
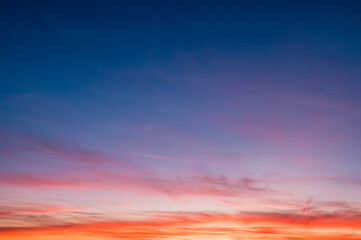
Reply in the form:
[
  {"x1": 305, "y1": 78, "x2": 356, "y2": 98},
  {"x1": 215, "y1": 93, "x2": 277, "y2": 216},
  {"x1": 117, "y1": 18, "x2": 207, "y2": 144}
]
[{"x1": 1, "y1": 1, "x2": 361, "y2": 239}]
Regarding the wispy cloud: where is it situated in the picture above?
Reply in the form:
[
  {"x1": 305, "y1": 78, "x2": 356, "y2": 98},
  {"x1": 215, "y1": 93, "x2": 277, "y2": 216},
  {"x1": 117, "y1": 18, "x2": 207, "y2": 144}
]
[
  {"x1": 102, "y1": 148, "x2": 217, "y2": 164},
  {"x1": 18, "y1": 135, "x2": 116, "y2": 164},
  {"x1": 0, "y1": 169, "x2": 270, "y2": 199},
  {"x1": 0, "y1": 204, "x2": 83, "y2": 216},
  {"x1": 0, "y1": 132, "x2": 271, "y2": 198}
]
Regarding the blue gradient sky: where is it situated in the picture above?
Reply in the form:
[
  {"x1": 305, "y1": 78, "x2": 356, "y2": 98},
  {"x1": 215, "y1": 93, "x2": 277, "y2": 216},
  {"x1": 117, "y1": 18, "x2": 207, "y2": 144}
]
[{"x1": 1, "y1": 1, "x2": 361, "y2": 239}]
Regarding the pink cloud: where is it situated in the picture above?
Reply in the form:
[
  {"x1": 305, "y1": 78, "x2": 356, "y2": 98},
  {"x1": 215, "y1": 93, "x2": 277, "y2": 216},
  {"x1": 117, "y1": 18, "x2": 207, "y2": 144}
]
[
  {"x1": 0, "y1": 205, "x2": 83, "y2": 216},
  {"x1": 0, "y1": 168, "x2": 271, "y2": 199}
]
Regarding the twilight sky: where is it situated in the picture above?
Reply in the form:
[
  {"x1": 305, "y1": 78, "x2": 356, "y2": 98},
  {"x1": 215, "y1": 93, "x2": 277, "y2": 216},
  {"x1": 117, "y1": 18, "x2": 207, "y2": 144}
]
[{"x1": 1, "y1": 1, "x2": 361, "y2": 239}]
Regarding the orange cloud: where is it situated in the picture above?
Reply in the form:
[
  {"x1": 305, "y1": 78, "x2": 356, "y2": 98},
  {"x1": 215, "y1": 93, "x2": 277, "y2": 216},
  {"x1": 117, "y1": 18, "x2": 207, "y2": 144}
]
[{"x1": 1, "y1": 210, "x2": 361, "y2": 240}]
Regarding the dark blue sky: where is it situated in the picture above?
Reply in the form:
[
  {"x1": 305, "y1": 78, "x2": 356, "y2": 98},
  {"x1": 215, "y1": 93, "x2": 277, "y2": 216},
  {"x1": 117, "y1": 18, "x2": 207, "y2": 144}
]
[
  {"x1": 1, "y1": 0, "x2": 361, "y2": 155},
  {"x1": 1, "y1": 0, "x2": 361, "y2": 95}
]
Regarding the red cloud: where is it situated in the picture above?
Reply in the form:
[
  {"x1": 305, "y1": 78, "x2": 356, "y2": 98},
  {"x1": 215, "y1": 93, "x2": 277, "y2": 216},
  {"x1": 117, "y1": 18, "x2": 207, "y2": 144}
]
[{"x1": 1, "y1": 210, "x2": 361, "y2": 239}]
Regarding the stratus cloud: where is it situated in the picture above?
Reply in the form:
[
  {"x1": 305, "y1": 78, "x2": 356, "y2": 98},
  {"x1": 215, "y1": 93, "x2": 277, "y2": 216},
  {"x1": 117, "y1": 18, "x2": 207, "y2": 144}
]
[
  {"x1": 1, "y1": 210, "x2": 361, "y2": 240},
  {"x1": 0, "y1": 133, "x2": 270, "y2": 197},
  {"x1": 0, "y1": 168, "x2": 270, "y2": 198},
  {"x1": 0, "y1": 204, "x2": 83, "y2": 216}
]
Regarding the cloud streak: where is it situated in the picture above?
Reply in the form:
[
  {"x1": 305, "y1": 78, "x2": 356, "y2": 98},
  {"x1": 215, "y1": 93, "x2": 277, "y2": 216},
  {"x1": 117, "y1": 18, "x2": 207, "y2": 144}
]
[
  {"x1": 1, "y1": 210, "x2": 361, "y2": 239},
  {"x1": 0, "y1": 169, "x2": 270, "y2": 199}
]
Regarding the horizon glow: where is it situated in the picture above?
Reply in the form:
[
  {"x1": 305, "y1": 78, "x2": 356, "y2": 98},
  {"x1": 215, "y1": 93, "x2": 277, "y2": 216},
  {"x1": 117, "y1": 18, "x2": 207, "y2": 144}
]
[{"x1": 1, "y1": 1, "x2": 361, "y2": 239}]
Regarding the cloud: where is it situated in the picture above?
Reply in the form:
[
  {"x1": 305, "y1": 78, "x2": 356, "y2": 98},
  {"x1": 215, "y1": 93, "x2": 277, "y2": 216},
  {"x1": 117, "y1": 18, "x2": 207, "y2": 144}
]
[
  {"x1": 18, "y1": 135, "x2": 116, "y2": 164},
  {"x1": 0, "y1": 172, "x2": 92, "y2": 189},
  {"x1": 0, "y1": 131, "x2": 120, "y2": 165},
  {"x1": 0, "y1": 204, "x2": 82, "y2": 216},
  {"x1": 1, "y1": 210, "x2": 361, "y2": 239},
  {"x1": 0, "y1": 132, "x2": 271, "y2": 198},
  {"x1": 280, "y1": 175, "x2": 361, "y2": 186},
  {"x1": 260, "y1": 197, "x2": 359, "y2": 213},
  {"x1": 182, "y1": 143, "x2": 311, "y2": 162},
  {"x1": 0, "y1": 169, "x2": 270, "y2": 199},
  {"x1": 103, "y1": 148, "x2": 215, "y2": 164}
]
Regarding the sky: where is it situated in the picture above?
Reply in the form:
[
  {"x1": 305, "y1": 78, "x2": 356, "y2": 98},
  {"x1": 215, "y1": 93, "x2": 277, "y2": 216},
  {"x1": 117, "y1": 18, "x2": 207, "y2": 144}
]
[{"x1": 1, "y1": 0, "x2": 361, "y2": 239}]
